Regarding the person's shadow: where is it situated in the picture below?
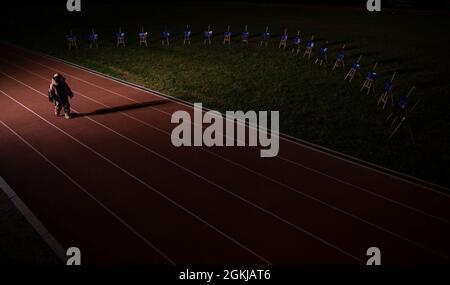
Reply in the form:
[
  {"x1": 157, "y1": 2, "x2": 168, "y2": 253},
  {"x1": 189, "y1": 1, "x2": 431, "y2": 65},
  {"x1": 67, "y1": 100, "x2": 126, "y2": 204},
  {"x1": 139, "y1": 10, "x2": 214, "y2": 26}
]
[{"x1": 71, "y1": 99, "x2": 169, "y2": 118}]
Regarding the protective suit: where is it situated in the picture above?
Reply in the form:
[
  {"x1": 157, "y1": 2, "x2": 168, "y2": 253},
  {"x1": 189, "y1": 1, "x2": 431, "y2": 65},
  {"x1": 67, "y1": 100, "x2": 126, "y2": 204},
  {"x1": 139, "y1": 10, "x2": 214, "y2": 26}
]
[{"x1": 48, "y1": 73, "x2": 74, "y2": 119}]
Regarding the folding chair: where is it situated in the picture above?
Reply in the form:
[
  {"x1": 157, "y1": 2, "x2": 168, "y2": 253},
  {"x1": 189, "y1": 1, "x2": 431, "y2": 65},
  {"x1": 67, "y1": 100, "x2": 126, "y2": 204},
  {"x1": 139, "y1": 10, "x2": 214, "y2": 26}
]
[
  {"x1": 303, "y1": 35, "x2": 315, "y2": 59},
  {"x1": 162, "y1": 30, "x2": 170, "y2": 46},
  {"x1": 260, "y1": 26, "x2": 270, "y2": 47},
  {"x1": 66, "y1": 30, "x2": 77, "y2": 50},
  {"x1": 314, "y1": 41, "x2": 329, "y2": 66},
  {"x1": 223, "y1": 25, "x2": 231, "y2": 45},
  {"x1": 292, "y1": 31, "x2": 301, "y2": 54},
  {"x1": 361, "y1": 62, "x2": 378, "y2": 95},
  {"x1": 116, "y1": 27, "x2": 125, "y2": 47},
  {"x1": 88, "y1": 29, "x2": 99, "y2": 48},
  {"x1": 242, "y1": 25, "x2": 250, "y2": 44},
  {"x1": 377, "y1": 72, "x2": 396, "y2": 110},
  {"x1": 279, "y1": 28, "x2": 288, "y2": 49},
  {"x1": 332, "y1": 45, "x2": 346, "y2": 71},
  {"x1": 139, "y1": 26, "x2": 148, "y2": 47},
  {"x1": 183, "y1": 25, "x2": 191, "y2": 45},
  {"x1": 386, "y1": 87, "x2": 418, "y2": 143},
  {"x1": 203, "y1": 25, "x2": 213, "y2": 45},
  {"x1": 344, "y1": 55, "x2": 363, "y2": 82}
]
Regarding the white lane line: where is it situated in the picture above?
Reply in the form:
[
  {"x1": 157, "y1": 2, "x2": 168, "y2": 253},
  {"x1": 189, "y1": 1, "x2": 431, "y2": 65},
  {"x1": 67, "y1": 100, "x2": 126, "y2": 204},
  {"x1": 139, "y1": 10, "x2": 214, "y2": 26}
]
[
  {"x1": 8, "y1": 44, "x2": 449, "y2": 197},
  {"x1": 0, "y1": 173, "x2": 66, "y2": 262},
  {"x1": 0, "y1": 85, "x2": 273, "y2": 265},
  {"x1": 5, "y1": 67, "x2": 450, "y2": 262},
  {"x1": 4, "y1": 58, "x2": 450, "y2": 228},
  {"x1": 0, "y1": 72, "x2": 369, "y2": 264},
  {"x1": 0, "y1": 120, "x2": 175, "y2": 265},
  {"x1": 6, "y1": 60, "x2": 450, "y2": 261},
  {"x1": 6, "y1": 52, "x2": 450, "y2": 219}
]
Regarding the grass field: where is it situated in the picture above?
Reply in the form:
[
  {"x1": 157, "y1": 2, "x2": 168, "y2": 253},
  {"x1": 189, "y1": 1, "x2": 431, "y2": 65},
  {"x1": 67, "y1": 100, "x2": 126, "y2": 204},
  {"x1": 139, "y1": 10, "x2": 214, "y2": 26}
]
[{"x1": 3, "y1": 2, "x2": 450, "y2": 188}]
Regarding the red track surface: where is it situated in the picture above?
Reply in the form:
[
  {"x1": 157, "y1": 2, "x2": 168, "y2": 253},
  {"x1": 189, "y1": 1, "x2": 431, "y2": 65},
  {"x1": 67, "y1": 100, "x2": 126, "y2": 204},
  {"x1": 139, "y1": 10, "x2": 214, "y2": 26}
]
[{"x1": 0, "y1": 43, "x2": 449, "y2": 265}]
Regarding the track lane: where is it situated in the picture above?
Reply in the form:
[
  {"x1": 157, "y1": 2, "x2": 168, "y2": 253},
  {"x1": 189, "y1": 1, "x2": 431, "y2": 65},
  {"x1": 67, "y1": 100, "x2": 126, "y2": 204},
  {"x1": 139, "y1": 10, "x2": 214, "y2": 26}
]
[
  {"x1": 0, "y1": 78, "x2": 275, "y2": 265},
  {"x1": 0, "y1": 109, "x2": 172, "y2": 265},
  {"x1": 3, "y1": 44, "x2": 449, "y2": 224},
  {"x1": 1, "y1": 44, "x2": 448, "y2": 264},
  {"x1": 0, "y1": 72, "x2": 364, "y2": 264},
  {"x1": 0, "y1": 63, "x2": 450, "y2": 262},
  {"x1": 1, "y1": 54, "x2": 450, "y2": 261}
]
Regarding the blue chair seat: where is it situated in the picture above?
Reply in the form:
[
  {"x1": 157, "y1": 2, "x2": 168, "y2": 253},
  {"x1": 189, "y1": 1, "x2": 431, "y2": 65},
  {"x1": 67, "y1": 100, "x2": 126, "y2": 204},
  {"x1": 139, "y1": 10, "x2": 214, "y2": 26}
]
[
  {"x1": 351, "y1": 62, "x2": 360, "y2": 69},
  {"x1": 367, "y1": 71, "x2": 377, "y2": 80},
  {"x1": 88, "y1": 34, "x2": 98, "y2": 41},
  {"x1": 396, "y1": 96, "x2": 408, "y2": 110}
]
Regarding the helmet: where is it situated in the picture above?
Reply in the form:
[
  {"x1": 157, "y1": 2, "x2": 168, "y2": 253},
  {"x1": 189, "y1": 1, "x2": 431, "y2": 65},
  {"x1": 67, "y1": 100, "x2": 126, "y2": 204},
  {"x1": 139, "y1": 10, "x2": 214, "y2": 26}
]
[{"x1": 53, "y1": 73, "x2": 64, "y2": 82}]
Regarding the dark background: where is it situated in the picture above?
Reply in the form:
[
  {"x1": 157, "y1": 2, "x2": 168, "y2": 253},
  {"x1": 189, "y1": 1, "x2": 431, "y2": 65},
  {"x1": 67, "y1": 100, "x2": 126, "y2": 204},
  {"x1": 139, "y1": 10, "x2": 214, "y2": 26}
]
[{"x1": 4, "y1": 0, "x2": 450, "y2": 10}]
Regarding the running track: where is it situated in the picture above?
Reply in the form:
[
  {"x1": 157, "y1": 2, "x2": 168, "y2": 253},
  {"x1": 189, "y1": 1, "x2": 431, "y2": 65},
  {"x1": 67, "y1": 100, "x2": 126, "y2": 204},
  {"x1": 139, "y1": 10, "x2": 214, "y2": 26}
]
[{"x1": 0, "y1": 43, "x2": 449, "y2": 265}]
